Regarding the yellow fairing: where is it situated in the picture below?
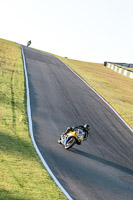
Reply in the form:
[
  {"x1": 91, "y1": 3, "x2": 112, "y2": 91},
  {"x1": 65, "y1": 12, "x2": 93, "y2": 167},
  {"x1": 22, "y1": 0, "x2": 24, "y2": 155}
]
[{"x1": 67, "y1": 130, "x2": 83, "y2": 142}]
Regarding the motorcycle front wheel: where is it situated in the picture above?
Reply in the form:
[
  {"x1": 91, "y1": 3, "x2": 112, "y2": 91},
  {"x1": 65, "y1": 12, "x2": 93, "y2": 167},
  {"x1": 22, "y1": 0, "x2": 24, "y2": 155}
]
[{"x1": 65, "y1": 137, "x2": 76, "y2": 150}]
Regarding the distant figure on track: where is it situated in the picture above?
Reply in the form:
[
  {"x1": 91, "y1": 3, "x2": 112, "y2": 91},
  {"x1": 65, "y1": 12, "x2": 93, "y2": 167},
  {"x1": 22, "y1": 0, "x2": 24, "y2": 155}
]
[{"x1": 27, "y1": 40, "x2": 31, "y2": 47}]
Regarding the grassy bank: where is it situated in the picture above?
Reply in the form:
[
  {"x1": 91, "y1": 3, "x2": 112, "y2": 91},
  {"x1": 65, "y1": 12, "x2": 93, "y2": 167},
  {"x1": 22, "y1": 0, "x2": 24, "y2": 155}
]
[
  {"x1": 56, "y1": 56, "x2": 133, "y2": 129},
  {"x1": 0, "y1": 38, "x2": 67, "y2": 200}
]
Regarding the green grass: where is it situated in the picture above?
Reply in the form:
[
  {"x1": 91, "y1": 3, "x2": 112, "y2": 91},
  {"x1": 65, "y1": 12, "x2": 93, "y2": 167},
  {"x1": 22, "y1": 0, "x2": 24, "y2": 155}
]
[
  {"x1": 0, "y1": 38, "x2": 67, "y2": 200},
  {"x1": 55, "y1": 56, "x2": 133, "y2": 129}
]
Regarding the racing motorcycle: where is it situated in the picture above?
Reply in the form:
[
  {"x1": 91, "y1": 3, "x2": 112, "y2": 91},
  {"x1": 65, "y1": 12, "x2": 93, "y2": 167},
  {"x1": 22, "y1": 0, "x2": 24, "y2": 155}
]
[{"x1": 58, "y1": 129, "x2": 85, "y2": 150}]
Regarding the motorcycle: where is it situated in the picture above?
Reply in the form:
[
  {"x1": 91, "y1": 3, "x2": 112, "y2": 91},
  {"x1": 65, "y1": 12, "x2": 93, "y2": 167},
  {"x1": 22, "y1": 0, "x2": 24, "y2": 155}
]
[{"x1": 58, "y1": 129, "x2": 85, "y2": 150}]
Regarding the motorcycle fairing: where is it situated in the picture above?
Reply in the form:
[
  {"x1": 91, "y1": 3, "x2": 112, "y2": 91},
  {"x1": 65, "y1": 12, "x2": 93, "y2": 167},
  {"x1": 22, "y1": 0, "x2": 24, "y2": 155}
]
[{"x1": 61, "y1": 130, "x2": 84, "y2": 146}]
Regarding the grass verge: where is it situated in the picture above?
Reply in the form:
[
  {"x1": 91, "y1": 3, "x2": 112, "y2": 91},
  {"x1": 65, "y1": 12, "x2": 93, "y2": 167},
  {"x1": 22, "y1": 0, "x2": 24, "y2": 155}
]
[
  {"x1": 55, "y1": 56, "x2": 133, "y2": 129},
  {"x1": 0, "y1": 38, "x2": 67, "y2": 200}
]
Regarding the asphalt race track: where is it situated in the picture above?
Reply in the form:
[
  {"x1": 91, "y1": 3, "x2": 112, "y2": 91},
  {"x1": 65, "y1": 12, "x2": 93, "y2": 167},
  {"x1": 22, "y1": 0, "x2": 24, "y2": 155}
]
[{"x1": 23, "y1": 46, "x2": 133, "y2": 200}]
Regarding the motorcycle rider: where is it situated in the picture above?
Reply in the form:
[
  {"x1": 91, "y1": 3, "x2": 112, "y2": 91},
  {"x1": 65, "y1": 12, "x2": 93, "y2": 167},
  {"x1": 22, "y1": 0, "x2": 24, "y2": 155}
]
[{"x1": 60, "y1": 124, "x2": 90, "y2": 142}]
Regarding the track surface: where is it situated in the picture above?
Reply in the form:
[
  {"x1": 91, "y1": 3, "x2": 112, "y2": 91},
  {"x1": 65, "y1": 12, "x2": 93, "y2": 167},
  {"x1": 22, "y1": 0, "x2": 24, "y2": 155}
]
[{"x1": 23, "y1": 46, "x2": 133, "y2": 200}]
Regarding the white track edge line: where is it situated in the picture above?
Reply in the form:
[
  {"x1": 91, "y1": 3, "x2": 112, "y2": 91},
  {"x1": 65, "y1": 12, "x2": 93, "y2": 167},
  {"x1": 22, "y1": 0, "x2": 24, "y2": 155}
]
[
  {"x1": 21, "y1": 46, "x2": 73, "y2": 200},
  {"x1": 56, "y1": 56, "x2": 133, "y2": 133}
]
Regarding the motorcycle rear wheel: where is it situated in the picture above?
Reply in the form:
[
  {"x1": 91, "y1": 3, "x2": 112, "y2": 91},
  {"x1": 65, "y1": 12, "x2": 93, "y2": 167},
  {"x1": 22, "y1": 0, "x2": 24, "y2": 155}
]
[{"x1": 65, "y1": 137, "x2": 76, "y2": 150}]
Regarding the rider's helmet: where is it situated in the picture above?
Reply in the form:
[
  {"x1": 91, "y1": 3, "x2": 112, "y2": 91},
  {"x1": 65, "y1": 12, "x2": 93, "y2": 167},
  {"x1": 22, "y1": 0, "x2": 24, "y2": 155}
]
[{"x1": 84, "y1": 124, "x2": 90, "y2": 132}]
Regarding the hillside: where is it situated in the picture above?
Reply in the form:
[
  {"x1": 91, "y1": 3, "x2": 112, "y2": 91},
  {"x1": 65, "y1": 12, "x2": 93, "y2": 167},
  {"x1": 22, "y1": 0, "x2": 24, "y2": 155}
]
[{"x1": 56, "y1": 56, "x2": 133, "y2": 129}]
